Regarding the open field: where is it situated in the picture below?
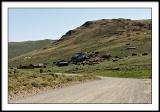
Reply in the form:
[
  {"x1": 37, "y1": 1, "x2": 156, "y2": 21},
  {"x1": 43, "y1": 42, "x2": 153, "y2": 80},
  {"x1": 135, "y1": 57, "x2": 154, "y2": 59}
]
[
  {"x1": 24, "y1": 54, "x2": 151, "y2": 78},
  {"x1": 8, "y1": 54, "x2": 151, "y2": 101}
]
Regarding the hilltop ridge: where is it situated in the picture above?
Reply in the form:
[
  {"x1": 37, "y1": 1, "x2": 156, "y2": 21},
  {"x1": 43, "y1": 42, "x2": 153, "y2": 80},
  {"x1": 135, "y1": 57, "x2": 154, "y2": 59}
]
[{"x1": 9, "y1": 18, "x2": 151, "y2": 67}]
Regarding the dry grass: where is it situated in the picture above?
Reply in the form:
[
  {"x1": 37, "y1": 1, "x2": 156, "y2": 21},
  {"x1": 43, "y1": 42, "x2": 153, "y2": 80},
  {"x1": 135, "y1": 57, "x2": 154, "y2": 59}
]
[{"x1": 8, "y1": 69, "x2": 98, "y2": 100}]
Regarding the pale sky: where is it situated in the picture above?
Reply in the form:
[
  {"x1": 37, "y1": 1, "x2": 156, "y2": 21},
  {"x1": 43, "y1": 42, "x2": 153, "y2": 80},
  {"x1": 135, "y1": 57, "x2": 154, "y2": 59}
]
[{"x1": 9, "y1": 8, "x2": 151, "y2": 42}]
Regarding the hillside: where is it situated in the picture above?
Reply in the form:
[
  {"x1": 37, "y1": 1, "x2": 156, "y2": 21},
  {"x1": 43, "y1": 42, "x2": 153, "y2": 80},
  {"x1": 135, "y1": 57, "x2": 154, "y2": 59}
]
[
  {"x1": 9, "y1": 18, "x2": 151, "y2": 67},
  {"x1": 8, "y1": 18, "x2": 152, "y2": 100},
  {"x1": 9, "y1": 39, "x2": 55, "y2": 59}
]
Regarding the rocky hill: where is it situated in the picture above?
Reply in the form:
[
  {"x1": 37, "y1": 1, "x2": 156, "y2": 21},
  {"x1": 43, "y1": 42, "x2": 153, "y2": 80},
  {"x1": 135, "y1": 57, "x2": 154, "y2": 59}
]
[{"x1": 9, "y1": 18, "x2": 151, "y2": 67}]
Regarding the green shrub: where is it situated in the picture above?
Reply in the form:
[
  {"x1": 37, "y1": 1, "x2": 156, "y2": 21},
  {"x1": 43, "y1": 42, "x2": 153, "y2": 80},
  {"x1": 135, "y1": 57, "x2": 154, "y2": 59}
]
[{"x1": 40, "y1": 69, "x2": 43, "y2": 73}]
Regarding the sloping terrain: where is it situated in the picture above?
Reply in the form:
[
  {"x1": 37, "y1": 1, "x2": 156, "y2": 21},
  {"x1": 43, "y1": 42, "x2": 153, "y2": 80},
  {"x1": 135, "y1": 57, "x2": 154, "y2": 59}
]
[
  {"x1": 9, "y1": 18, "x2": 151, "y2": 67},
  {"x1": 9, "y1": 39, "x2": 55, "y2": 59}
]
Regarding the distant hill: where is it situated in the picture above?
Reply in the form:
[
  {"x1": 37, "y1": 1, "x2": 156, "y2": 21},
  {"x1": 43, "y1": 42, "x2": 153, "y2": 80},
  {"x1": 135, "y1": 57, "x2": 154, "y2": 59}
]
[
  {"x1": 9, "y1": 39, "x2": 56, "y2": 59},
  {"x1": 9, "y1": 18, "x2": 151, "y2": 67}
]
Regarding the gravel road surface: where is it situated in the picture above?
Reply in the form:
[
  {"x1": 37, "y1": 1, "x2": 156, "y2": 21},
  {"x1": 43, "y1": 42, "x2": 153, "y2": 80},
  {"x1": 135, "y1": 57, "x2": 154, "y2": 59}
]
[{"x1": 10, "y1": 77, "x2": 151, "y2": 104}]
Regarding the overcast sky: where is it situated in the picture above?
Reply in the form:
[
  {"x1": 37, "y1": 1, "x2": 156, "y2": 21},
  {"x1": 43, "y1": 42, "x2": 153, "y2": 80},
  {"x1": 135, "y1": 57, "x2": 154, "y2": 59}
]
[{"x1": 9, "y1": 8, "x2": 151, "y2": 42}]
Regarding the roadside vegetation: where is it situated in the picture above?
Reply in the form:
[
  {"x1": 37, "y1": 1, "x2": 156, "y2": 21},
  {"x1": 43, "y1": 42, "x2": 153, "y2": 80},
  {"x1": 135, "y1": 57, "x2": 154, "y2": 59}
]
[{"x1": 8, "y1": 69, "x2": 98, "y2": 100}]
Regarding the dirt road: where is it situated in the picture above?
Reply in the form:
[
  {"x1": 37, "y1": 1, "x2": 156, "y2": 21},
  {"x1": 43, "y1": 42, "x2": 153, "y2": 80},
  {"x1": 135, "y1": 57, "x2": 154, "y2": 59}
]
[{"x1": 10, "y1": 77, "x2": 151, "y2": 103}]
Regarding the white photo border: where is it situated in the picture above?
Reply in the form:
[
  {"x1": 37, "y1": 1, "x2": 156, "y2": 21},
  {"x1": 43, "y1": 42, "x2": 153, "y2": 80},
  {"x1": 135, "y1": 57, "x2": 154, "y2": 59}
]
[{"x1": 2, "y1": 1, "x2": 159, "y2": 111}]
